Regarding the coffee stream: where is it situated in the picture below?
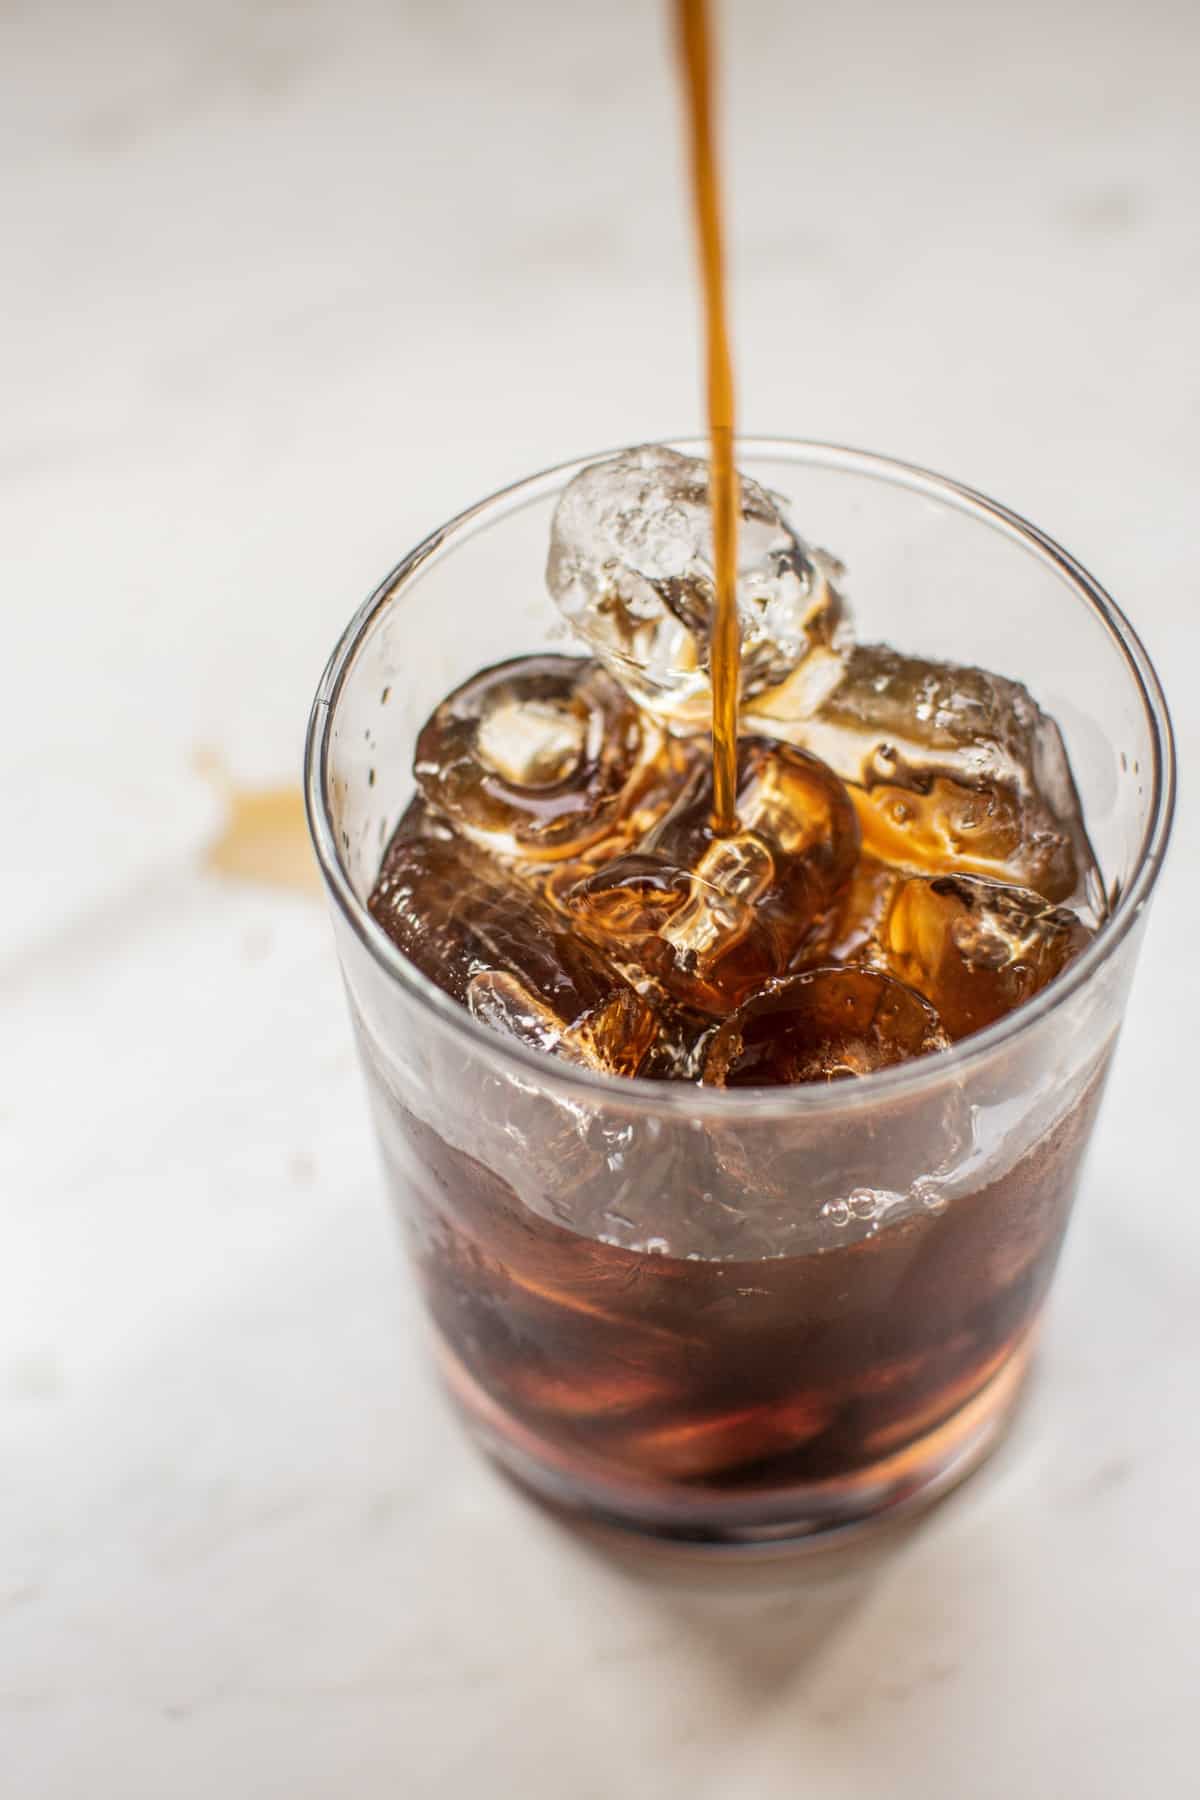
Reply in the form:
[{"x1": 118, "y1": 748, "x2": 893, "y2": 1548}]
[
  {"x1": 674, "y1": 0, "x2": 740, "y2": 835},
  {"x1": 209, "y1": 3, "x2": 740, "y2": 890}
]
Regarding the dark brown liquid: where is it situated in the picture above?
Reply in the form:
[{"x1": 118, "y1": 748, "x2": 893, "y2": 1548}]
[
  {"x1": 373, "y1": 1059, "x2": 1108, "y2": 1532},
  {"x1": 675, "y1": 0, "x2": 740, "y2": 833}
]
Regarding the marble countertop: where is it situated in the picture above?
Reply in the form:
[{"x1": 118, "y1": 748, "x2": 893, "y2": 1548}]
[{"x1": 4, "y1": 1, "x2": 1197, "y2": 1794}]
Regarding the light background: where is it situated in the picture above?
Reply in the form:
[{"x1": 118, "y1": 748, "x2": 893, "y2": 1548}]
[{"x1": 3, "y1": 2, "x2": 1197, "y2": 1795}]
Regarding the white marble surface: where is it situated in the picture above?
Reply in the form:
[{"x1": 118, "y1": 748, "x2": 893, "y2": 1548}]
[{"x1": 4, "y1": 1, "x2": 1198, "y2": 1794}]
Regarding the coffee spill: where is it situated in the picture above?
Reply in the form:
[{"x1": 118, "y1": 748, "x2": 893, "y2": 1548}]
[
  {"x1": 209, "y1": 786, "x2": 318, "y2": 892},
  {"x1": 674, "y1": 0, "x2": 740, "y2": 834},
  {"x1": 198, "y1": 754, "x2": 319, "y2": 893}
]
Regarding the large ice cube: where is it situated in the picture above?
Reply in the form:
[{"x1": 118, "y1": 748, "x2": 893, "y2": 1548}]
[
  {"x1": 747, "y1": 643, "x2": 1097, "y2": 907},
  {"x1": 804, "y1": 864, "x2": 1093, "y2": 1041},
  {"x1": 414, "y1": 653, "x2": 693, "y2": 865},
  {"x1": 881, "y1": 871, "x2": 1093, "y2": 1040},
  {"x1": 368, "y1": 802, "x2": 658, "y2": 1075},
  {"x1": 696, "y1": 967, "x2": 967, "y2": 1247},
  {"x1": 546, "y1": 444, "x2": 850, "y2": 727},
  {"x1": 701, "y1": 968, "x2": 950, "y2": 1087}
]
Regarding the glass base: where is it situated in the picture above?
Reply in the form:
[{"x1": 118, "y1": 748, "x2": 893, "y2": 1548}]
[{"x1": 440, "y1": 1337, "x2": 1033, "y2": 1554}]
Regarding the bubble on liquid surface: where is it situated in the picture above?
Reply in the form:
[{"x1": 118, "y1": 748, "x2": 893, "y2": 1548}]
[
  {"x1": 546, "y1": 445, "x2": 851, "y2": 727},
  {"x1": 820, "y1": 1188, "x2": 910, "y2": 1230}
]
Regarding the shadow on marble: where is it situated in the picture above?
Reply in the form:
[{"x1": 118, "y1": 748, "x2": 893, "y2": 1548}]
[{"x1": 462, "y1": 1364, "x2": 1049, "y2": 1710}]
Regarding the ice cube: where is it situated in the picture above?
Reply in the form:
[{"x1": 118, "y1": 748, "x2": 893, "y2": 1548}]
[
  {"x1": 701, "y1": 968, "x2": 950, "y2": 1087},
  {"x1": 746, "y1": 643, "x2": 1096, "y2": 906},
  {"x1": 546, "y1": 444, "x2": 850, "y2": 727},
  {"x1": 804, "y1": 853, "x2": 901, "y2": 967},
  {"x1": 631, "y1": 1000, "x2": 718, "y2": 1081},
  {"x1": 873, "y1": 871, "x2": 1093, "y2": 1041},
  {"x1": 368, "y1": 801, "x2": 658, "y2": 1076},
  {"x1": 556, "y1": 738, "x2": 860, "y2": 1014},
  {"x1": 696, "y1": 966, "x2": 965, "y2": 1249},
  {"x1": 414, "y1": 653, "x2": 694, "y2": 865}
]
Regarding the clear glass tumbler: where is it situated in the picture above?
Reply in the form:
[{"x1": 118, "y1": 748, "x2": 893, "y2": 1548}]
[{"x1": 305, "y1": 441, "x2": 1174, "y2": 1548}]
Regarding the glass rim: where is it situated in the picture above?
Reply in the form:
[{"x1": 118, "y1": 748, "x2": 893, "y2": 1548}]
[{"x1": 304, "y1": 436, "x2": 1176, "y2": 1119}]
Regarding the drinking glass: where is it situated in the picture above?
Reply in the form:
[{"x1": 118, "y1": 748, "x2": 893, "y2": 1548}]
[{"x1": 305, "y1": 441, "x2": 1174, "y2": 1548}]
